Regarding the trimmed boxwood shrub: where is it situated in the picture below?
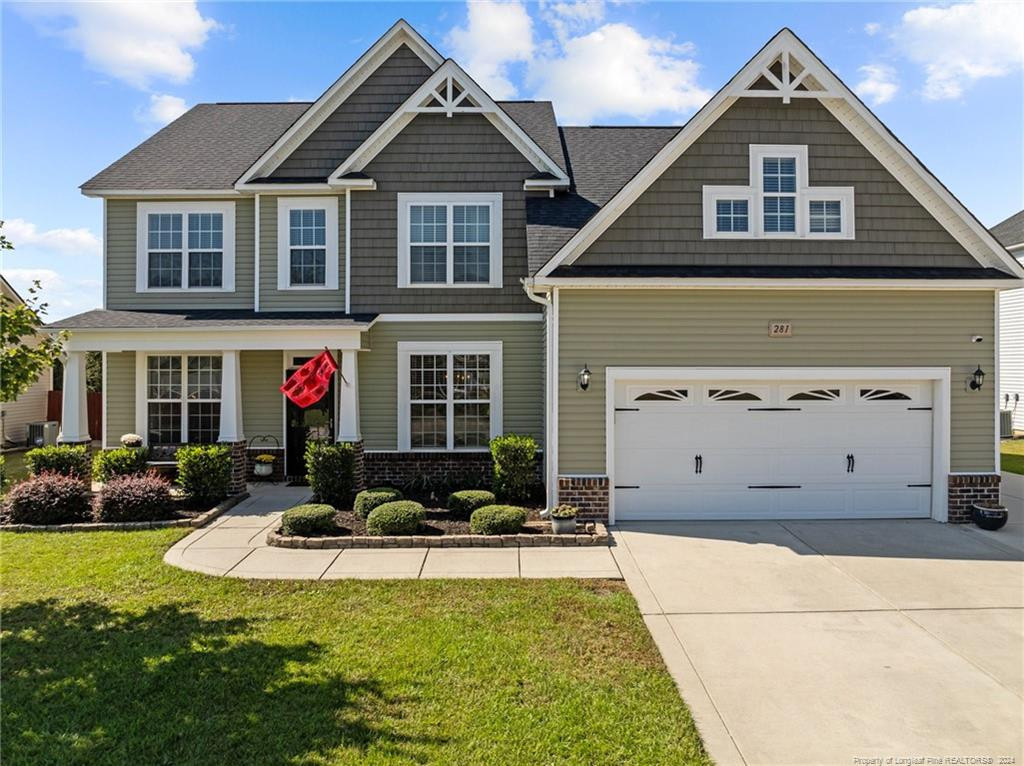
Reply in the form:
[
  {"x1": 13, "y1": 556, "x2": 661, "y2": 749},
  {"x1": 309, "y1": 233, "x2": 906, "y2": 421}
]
[
  {"x1": 93, "y1": 472, "x2": 174, "y2": 522},
  {"x1": 305, "y1": 441, "x2": 356, "y2": 508},
  {"x1": 447, "y1": 489, "x2": 496, "y2": 518},
  {"x1": 176, "y1": 445, "x2": 231, "y2": 507},
  {"x1": 280, "y1": 504, "x2": 337, "y2": 537},
  {"x1": 2, "y1": 472, "x2": 91, "y2": 525},
  {"x1": 353, "y1": 487, "x2": 403, "y2": 518},
  {"x1": 25, "y1": 444, "x2": 91, "y2": 479},
  {"x1": 470, "y1": 504, "x2": 528, "y2": 535},
  {"x1": 93, "y1": 447, "x2": 149, "y2": 482},
  {"x1": 366, "y1": 500, "x2": 425, "y2": 536},
  {"x1": 489, "y1": 434, "x2": 537, "y2": 503}
]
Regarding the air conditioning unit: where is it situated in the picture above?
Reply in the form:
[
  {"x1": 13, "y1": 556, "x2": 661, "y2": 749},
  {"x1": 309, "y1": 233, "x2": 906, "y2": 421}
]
[
  {"x1": 27, "y1": 421, "x2": 59, "y2": 447},
  {"x1": 1000, "y1": 410, "x2": 1014, "y2": 440}
]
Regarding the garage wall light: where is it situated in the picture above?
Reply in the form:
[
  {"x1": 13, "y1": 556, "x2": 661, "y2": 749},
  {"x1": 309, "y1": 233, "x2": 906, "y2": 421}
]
[
  {"x1": 577, "y1": 364, "x2": 592, "y2": 392},
  {"x1": 968, "y1": 365, "x2": 985, "y2": 391}
]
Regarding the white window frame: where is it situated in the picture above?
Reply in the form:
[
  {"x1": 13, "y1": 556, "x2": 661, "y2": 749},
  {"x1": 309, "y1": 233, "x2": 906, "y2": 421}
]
[
  {"x1": 140, "y1": 353, "x2": 223, "y2": 445},
  {"x1": 397, "y1": 193, "x2": 503, "y2": 289},
  {"x1": 702, "y1": 144, "x2": 854, "y2": 240},
  {"x1": 397, "y1": 341, "x2": 503, "y2": 452},
  {"x1": 276, "y1": 197, "x2": 340, "y2": 291},
  {"x1": 136, "y1": 202, "x2": 236, "y2": 292}
]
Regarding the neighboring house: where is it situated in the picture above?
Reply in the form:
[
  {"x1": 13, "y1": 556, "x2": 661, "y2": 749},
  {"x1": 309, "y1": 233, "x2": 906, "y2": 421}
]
[
  {"x1": 49, "y1": 22, "x2": 1024, "y2": 523},
  {"x1": 1, "y1": 275, "x2": 52, "y2": 447},
  {"x1": 992, "y1": 210, "x2": 1024, "y2": 435}
]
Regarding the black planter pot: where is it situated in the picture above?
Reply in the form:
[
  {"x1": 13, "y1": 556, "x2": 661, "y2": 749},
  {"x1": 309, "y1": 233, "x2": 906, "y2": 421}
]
[{"x1": 972, "y1": 505, "x2": 1008, "y2": 531}]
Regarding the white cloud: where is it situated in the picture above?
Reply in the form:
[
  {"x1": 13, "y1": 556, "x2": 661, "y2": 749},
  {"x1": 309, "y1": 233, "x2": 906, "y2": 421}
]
[
  {"x1": 3, "y1": 219, "x2": 101, "y2": 257},
  {"x1": 893, "y1": 0, "x2": 1024, "y2": 100},
  {"x1": 2, "y1": 268, "x2": 100, "y2": 318},
  {"x1": 529, "y1": 23, "x2": 711, "y2": 123},
  {"x1": 540, "y1": 0, "x2": 606, "y2": 42},
  {"x1": 864, "y1": 22, "x2": 882, "y2": 36},
  {"x1": 854, "y1": 64, "x2": 899, "y2": 106},
  {"x1": 447, "y1": 1, "x2": 534, "y2": 99},
  {"x1": 137, "y1": 93, "x2": 189, "y2": 127},
  {"x1": 20, "y1": 1, "x2": 218, "y2": 89}
]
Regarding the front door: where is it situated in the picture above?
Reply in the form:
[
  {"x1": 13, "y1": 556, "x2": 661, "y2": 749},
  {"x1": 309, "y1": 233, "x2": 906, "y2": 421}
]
[{"x1": 285, "y1": 367, "x2": 336, "y2": 478}]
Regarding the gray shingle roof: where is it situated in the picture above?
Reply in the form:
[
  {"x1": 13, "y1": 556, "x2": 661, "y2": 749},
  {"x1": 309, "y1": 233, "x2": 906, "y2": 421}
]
[
  {"x1": 81, "y1": 103, "x2": 311, "y2": 190},
  {"x1": 498, "y1": 101, "x2": 567, "y2": 174},
  {"x1": 47, "y1": 309, "x2": 376, "y2": 330},
  {"x1": 526, "y1": 126, "x2": 679, "y2": 273},
  {"x1": 991, "y1": 210, "x2": 1024, "y2": 249}
]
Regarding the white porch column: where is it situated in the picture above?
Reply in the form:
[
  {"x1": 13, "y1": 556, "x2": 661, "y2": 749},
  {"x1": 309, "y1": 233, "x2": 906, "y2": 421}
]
[
  {"x1": 217, "y1": 350, "x2": 245, "y2": 443},
  {"x1": 337, "y1": 349, "x2": 361, "y2": 442},
  {"x1": 58, "y1": 350, "x2": 91, "y2": 443}
]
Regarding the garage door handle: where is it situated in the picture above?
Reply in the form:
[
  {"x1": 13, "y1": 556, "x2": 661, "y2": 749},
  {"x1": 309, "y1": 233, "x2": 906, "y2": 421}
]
[
  {"x1": 846, "y1": 454, "x2": 855, "y2": 473},
  {"x1": 695, "y1": 454, "x2": 702, "y2": 474}
]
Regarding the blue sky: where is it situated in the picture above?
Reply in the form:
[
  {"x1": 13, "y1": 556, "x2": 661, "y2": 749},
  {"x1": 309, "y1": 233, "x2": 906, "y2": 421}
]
[{"x1": 2, "y1": 0, "x2": 1022, "y2": 319}]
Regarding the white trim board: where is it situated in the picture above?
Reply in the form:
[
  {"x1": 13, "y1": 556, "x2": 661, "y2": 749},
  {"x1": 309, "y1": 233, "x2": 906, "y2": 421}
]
[
  {"x1": 534, "y1": 28, "x2": 1024, "y2": 281},
  {"x1": 235, "y1": 20, "x2": 443, "y2": 187},
  {"x1": 373, "y1": 313, "x2": 542, "y2": 323},
  {"x1": 529, "y1": 278, "x2": 1015, "y2": 290},
  {"x1": 329, "y1": 59, "x2": 569, "y2": 185},
  {"x1": 62, "y1": 327, "x2": 365, "y2": 353},
  {"x1": 602, "y1": 366, "x2": 952, "y2": 525}
]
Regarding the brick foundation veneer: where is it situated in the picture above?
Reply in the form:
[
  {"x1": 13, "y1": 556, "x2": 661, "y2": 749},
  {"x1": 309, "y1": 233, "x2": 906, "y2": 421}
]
[
  {"x1": 364, "y1": 451, "x2": 494, "y2": 490},
  {"x1": 947, "y1": 473, "x2": 1001, "y2": 523},
  {"x1": 557, "y1": 476, "x2": 610, "y2": 522},
  {"x1": 225, "y1": 441, "x2": 248, "y2": 495},
  {"x1": 245, "y1": 448, "x2": 285, "y2": 482}
]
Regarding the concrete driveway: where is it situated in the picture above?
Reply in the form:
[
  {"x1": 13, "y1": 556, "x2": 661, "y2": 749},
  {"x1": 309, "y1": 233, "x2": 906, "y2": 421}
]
[{"x1": 612, "y1": 520, "x2": 1023, "y2": 766}]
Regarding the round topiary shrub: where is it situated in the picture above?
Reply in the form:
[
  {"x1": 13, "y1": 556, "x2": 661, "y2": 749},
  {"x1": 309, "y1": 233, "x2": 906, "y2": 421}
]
[
  {"x1": 470, "y1": 505, "x2": 528, "y2": 535},
  {"x1": 366, "y1": 500, "x2": 425, "y2": 536},
  {"x1": 25, "y1": 444, "x2": 91, "y2": 479},
  {"x1": 353, "y1": 487, "x2": 403, "y2": 518},
  {"x1": 2, "y1": 472, "x2": 91, "y2": 525},
  {"x1": 280, "y1": 504, "x2": 337, "y2": 537},
  {"x1": 93, "y1": 472, "x2": 174, "y2": 522},
  {"x1": 447, "y1": 489, "x2": 496, "y2": 518}
]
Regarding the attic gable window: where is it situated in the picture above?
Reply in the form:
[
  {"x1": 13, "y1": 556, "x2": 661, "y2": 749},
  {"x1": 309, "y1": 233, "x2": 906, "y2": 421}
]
[
  {"x1": 136, "y1": 202, "x2": 236, "y2": 293},
  {"x1": 702, "y1": 145, "x2": 854, "y2": 240},
  {"x1": 397, "y1": 193, "x2": 503, "y2": 289}
]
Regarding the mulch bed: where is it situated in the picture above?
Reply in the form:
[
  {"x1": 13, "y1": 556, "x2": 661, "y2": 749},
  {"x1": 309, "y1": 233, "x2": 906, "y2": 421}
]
[{"x1": 328, "y1": 507, "x2": 546, "y2": 537}]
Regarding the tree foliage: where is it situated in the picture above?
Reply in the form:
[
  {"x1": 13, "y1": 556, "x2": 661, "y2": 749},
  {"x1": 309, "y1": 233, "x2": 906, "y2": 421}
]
[{"x1": 0, "y1": 221, "x2": 67, "y2": 402}]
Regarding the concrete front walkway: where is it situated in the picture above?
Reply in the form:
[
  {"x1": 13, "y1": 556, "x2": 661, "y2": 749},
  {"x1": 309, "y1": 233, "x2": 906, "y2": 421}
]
[
  {"x1": 611, "y1": 519, "x2": 1024, "y2": 766},
  {"x1": 164, "y1": 485, "x2": 621, "y2": 580}
]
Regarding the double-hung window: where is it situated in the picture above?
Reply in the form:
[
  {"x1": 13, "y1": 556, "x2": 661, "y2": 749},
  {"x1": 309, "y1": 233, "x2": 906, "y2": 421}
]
[
  {"x1": 137, "y1": 202, "x2": 235, "y2": 292},
  {"x1": 398, "y1": 193, "x2": 502, "y2": 288},
  {"x1": 702, "y1": 145, "x2": 853, "y2": 239},
  {"x1": 276, "y1": 197, "x2": 339, "y2": 290},
  {"x1": 398, "y1": 342, "x2": 502, "y2": 451},
  {"x1": 145, "y1": 354, "x2": 222, "y2": 445}
]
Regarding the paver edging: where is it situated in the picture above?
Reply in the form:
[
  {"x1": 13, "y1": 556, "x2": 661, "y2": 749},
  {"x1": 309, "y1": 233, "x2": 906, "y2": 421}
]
[
  {"x1": 266, "y1": 521, "x2": 609, "y2": 549},
  {"x1": 1, "y1": 492, "x2": 249, "y2": 533}
]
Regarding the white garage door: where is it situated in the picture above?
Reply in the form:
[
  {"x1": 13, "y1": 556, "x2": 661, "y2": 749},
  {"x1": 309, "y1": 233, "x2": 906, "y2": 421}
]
[{"x1": 613, "y1": 379, "x2": 933, "y2": 520}]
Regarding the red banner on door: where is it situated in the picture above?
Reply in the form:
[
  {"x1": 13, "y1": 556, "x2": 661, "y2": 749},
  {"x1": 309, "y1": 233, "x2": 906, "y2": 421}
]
[{"x1": 280, "y1": 350, "x2": 338, "y2": 408}]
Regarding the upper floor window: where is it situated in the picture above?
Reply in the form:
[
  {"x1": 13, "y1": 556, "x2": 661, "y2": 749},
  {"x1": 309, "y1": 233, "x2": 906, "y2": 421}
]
[
  {"x1": 702, "y1": 145, "x2": 854, "y2": 240},
  {"x1": 136, "y1": 202, "x2": 236, "y2": 292},
  {"x1": 276, "y1": 197, "x2": 339, "y2": 290},
  {"x1": 397, "y1": 193, "x2": 503, "y2": 288}
]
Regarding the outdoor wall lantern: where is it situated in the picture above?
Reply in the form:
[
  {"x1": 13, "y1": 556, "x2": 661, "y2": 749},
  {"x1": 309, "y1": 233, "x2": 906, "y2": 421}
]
[
  {"x1": 577, "y1": 363, "x2": 592, "y2": 392},
  {"x1": 968, "y1": 365, "x2": 986, "y2": 391}
]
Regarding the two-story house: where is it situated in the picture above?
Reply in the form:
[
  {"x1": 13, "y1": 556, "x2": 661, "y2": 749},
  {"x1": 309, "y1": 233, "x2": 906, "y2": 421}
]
[{"x1": 50, "y1": 21, "x2": 1024, "y2": 524}]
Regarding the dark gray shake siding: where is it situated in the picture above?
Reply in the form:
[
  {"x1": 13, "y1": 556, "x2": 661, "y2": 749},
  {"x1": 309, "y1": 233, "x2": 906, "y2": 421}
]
[
  {"x1": 577, "y1": 98, "x2": 976, "y2": 268},
  {"x1": 349, "y1": 113, "x2": 542, "y2": 313},
  {"x1": 271, "y1": 44, "x2": 433, "y2": 180}
]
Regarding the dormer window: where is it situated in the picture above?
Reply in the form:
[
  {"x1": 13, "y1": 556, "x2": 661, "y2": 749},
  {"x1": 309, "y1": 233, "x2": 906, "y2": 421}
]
[
  {"x1": 703, "y1": 145, "x2": 854, "y2": 240},
  {"x1": 136, "y1": 202, "x2": 236, "y2": 292}
]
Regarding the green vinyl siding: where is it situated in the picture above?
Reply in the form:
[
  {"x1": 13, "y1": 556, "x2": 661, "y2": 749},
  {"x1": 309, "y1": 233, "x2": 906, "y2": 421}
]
[
  {"x1": 258, "y1": 195, "x2": 347, "y2": 311},
  {"x1": 557, "y1": 289, "x2": 995, "y2": 474},
  {"x1": 105, "y1": 198, "x2": 255, "y2": 310},
  {"x1": 104, "y1": 352, "x2": 135, "y2": 446},
  {"x1": 241, "y1": 350, "x2": 284, "y2": 442},
  {"x1": 360, "y1": 320, "x2": 544, "y2": 450}
]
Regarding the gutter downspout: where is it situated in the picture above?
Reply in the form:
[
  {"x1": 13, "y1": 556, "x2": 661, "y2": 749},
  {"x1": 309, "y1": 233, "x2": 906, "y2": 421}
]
[
  {"x1": 253, "y1": 193, "x2": 261, "y2": 311},
  {"x1": 523, "y1": 278, "x2": 555, "y2": 508},
  {"x1": 345, "y1": 189, "x2": 352, "y2": 314}
]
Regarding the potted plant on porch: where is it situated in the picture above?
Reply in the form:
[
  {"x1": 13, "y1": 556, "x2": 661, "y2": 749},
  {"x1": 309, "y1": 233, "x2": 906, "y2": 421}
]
[
  {"x1": 253, "y1": 453, "x2": 276, "y2": 478},
  {"x1": 549, "y1": 504, "x2": 578, "y2": 534},
  {"x1": 972, "y1": 502, "x2": 1009, "y2": 531}
]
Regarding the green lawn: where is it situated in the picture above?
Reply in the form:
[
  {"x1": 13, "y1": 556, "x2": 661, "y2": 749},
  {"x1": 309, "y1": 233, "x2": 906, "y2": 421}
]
[
  {"x1": 1001, "y1": 439, "x2": 1024, "y2": 475},
  {"x1": 0, "y1": 530, "x2": 709, "y2": 766},
  {"x1": 1, "y1": 450, "x2": 29, "y2": 486}
]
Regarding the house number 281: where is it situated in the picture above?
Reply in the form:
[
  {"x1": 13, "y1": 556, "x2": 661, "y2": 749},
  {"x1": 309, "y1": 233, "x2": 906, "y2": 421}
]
[{"x1": 769, "y1": 321, "x2": 792, "y2": 337}]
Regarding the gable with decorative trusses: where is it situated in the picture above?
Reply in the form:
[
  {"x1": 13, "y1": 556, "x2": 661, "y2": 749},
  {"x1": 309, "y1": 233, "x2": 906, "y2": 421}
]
[
  {"x1": 534, "y1": 28, "x2": 1024, "y2": 281},
  {"x1": 329, "y1": 60, "x2": 570, "y2": 188}
]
